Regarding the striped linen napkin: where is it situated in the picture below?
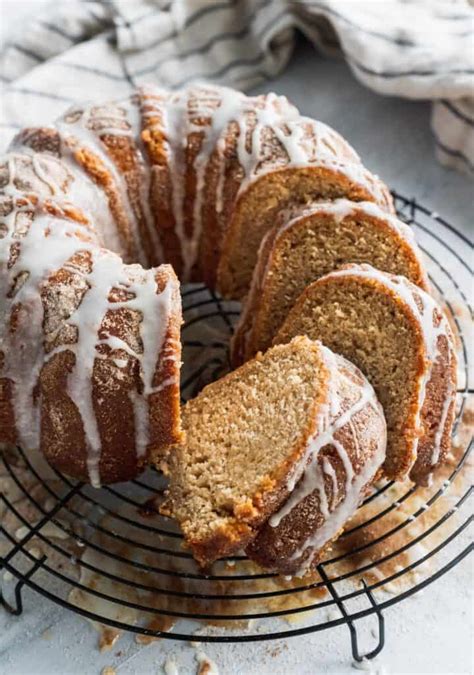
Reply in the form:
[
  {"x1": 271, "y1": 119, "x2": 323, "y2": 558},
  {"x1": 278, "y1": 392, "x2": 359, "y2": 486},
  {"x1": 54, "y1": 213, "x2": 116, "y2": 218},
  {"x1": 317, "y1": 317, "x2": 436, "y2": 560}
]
[{"x1": 0, "y1": 0, "x2": 472, "y2": 174}]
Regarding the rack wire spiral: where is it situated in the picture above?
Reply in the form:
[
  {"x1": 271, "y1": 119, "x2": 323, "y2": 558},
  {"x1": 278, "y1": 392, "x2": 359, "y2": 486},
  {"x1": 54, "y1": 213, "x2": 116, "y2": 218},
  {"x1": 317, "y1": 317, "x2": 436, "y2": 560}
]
[{"x1": 1, "y1": 192, "x2": 472, "y2": 660}]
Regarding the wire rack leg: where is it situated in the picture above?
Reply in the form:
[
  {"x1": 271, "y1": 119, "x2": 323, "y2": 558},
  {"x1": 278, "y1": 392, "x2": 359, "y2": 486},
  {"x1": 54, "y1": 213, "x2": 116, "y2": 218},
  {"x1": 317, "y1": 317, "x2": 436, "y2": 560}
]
[
  {"x1": 0, "y1": 481, "x2": 81, "y2": 615},
  {"x1": 318, "y1": 566, "x2": 385, "y2": 661},
  {"x1": 0, "y1": 554, "x2": 47, "y2": 615}
]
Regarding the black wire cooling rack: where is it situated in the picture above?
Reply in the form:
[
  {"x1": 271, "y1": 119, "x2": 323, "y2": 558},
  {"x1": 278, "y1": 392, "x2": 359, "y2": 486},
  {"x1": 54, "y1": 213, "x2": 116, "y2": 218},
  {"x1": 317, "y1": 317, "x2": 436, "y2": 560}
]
[{"x1": 1, "y1": 193, "x2": 472, "y2": 661}]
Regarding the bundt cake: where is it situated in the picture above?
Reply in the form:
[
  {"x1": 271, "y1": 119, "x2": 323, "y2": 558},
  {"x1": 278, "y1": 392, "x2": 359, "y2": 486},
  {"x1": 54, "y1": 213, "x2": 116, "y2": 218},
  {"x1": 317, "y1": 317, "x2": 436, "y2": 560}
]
[
  {"x1": 0, "y1": 84, "x2": 393, "y2": 485},
  {"x1": 274, "y1": 264, "x2": 457, "y2": 484},
  {"x1": 161, "y1": 337, "x2": 386, "y2": 572},
  {"x1": 232, "y1": 199, "x2": 430, "y2": 365}
]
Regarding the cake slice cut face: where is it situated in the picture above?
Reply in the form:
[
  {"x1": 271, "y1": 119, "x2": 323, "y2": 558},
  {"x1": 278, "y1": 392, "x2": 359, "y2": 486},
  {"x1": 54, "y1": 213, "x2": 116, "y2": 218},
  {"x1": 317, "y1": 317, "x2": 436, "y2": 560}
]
[
  {"x1": 161, "y1": 337, "x2": 329, "y2": 566},
  {"x1": 232, "y1": 199, "x2": 429, "y2": 365},
  {"x1": 275, "y1": 264, "x2": 457, "y2": 484},
  {"x1": 161, "y1": 336, "x2": 386, "y2": 571},
  {"x1": 217, "y1": 160, "x2": 393, "y2": 300}
]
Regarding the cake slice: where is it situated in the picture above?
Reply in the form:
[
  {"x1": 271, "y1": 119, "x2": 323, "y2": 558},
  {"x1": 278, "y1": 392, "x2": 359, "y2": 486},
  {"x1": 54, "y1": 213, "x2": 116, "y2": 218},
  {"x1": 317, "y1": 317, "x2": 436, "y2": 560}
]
[
  {"x1": 275, "y1": 264, "x2": 457, "y2": 484},
  {"x1": 214, "y1": 115, "x2": 393, "y2": 300},
  {"x1": 247, "y1": 351, "x2": 386, "y2": 575},
  {"x1": 161, "y1": 336, "x2": 386, "y2": 570},
  {"x1": 232, "y1": 199, "x2": 429, "y2": 365}
]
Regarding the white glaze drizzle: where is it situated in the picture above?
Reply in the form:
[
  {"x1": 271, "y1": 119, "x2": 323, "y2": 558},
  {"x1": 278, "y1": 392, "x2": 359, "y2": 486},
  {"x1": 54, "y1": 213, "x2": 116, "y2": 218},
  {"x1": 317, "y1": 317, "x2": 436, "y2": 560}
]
[
  {"x1": 43, "y1": 255, "x2": 176, "y2": 486},
  {"x1": 0, "y1": 212, "x2": 94, "y2": 449},
  {"x1": 30, "y1": 154, "x2": 64, "y2": 196},
  {"x1": 6, "y1": 151, "x2": 69, "y2": 198},
  {"x1": 294, "y1": 435, "x2": 386, "y2": 577},
  {"x1": 322, "y1": 457, "x2": 338, "y2": 509},
  {"x1": 9, "y1": 132, "x2": 125, "y2": 258},
  {"x1": 269, "y1": 347, "x2": 381, "y2": 528},
  {"x1": 234, "y1": 116, "x2": 387, "y2": 204},
  {"x1": 56, "y1": 98, "x2": 148, "y2": 265}
]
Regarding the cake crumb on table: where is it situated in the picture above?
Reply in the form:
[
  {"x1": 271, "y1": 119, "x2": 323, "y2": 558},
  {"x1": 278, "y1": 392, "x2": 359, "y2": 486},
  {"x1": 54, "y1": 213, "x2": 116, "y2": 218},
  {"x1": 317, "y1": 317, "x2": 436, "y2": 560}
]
[
  {"x1": 195, "y1": 650, "x2": 219, "y2": 675},
  {"x1": 163, "y1": 654, "x2": 180, "y2": 675},
  {"x1": 101, "y1": 667, "x2": 116, "y2": 675}
]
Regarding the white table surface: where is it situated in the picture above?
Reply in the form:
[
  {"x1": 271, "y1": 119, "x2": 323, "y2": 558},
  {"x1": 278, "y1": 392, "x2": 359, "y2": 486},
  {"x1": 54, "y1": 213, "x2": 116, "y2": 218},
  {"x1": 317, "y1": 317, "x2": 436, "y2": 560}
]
[{"x1": 0, "y1": 2, "x2": 473, "y2": 675}]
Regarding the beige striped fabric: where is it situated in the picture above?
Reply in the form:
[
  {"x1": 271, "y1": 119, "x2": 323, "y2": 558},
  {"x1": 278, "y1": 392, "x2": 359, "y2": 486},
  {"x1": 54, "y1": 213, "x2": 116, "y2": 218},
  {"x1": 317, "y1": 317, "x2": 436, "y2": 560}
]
[{"x1": 0, "y1": 0, "x2": 472, "y2": 173}]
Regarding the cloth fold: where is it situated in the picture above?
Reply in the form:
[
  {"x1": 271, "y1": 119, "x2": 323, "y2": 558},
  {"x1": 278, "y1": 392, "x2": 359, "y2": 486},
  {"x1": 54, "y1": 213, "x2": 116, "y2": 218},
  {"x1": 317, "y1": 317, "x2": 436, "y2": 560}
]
[{"x1": 1, "y1": 0, "x2": 473, "y2": 173}]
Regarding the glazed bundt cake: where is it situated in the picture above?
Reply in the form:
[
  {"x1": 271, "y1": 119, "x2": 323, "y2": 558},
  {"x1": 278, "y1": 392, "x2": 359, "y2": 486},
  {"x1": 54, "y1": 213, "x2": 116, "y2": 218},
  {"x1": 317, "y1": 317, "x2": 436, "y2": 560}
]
[
  {"x1": 274, "y1": 264, "x2": 457, "y2": 484},
  {"x1": 0, "y1": 82, "x2": 458, "y2": 581},
  {"x1": 161, "y1": 337, "x2": 386, "y2": 572},
  {"x1": 232, "y1": 199, "x2": 430, "y2": 365},
  {"x1": 0, "y1": 84, "x2": 393, "y2": 485}
]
